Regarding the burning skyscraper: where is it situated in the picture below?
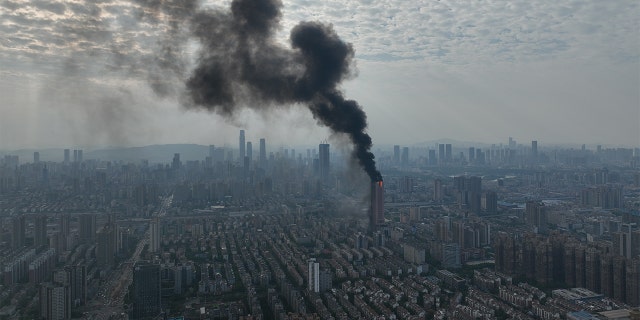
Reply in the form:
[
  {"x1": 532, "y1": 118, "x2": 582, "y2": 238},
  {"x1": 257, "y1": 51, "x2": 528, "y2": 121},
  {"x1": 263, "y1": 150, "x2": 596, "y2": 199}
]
[{"x1": 370, "y1": 180, "x2": 384, "y2": 231}]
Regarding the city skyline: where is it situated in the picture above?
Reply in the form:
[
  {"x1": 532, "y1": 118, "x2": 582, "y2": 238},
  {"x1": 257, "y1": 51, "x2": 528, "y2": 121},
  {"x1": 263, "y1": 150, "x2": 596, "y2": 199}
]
[{"x1": 0, "y1": 1, "x2": 638, "y2": 148}]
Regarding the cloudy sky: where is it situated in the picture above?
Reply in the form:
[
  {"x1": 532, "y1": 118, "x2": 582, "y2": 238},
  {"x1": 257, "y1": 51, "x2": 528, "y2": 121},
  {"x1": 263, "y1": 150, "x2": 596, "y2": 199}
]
[{"x1": 0, "y1": 0, "x2": 638, "y2": 150}]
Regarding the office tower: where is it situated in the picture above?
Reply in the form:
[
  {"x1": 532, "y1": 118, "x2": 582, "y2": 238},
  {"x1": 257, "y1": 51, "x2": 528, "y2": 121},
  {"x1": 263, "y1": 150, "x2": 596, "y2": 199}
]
[
  {"x1": 481, "y1": 191, "x2": 498, "y2": 214},
  {"x1": 77, "y1": 150, "x2": 82, "y2": 162},
  {"x1": 173, "y1": 263, "x2": 194, "y2": 294},
  {"x1": 246, "y1": 141, "x2": 253, "y2": 163},
  {"x1": 12, "y1": 215, "x2": 26, "y2": 250},
  {"x1": 66, "y1": 264, "x2": 87, "y2": 307},
  {"x1": 73, "y1": 150, "x2": 78, "y2": 162},
  {"x1": 35, "y1": 214, "x2": 48, "y2": 248},
  {"x1": 308, "y1": 258, "x2": 319, "y2": 292},
  {"x1": 468, "y1": 176, "x2": 482, "y2": 213},
  {"x1": 433, "y1": 179, "x2": 443, "y2": 203},
  {"x1": 150, "y1": 218, "x2": 160, "y2": 253},
  {"x1": 526, "y1": 201, "x2": 547, "y2": 234},
  {"x1": 59, "y1": 214, "x2": 70, "y2": 251},
  {"x1": 259, "y1": 138, "x2": 266, "y2": 168},
  {"x1": 531, "y1": 140, "x2": 538, "y2": 162},
  {"x1": 626, "y1": 257, "x2": 640, "y2": 307},
  {"x1": 393, "y1": 145, "x2": 400, "y2": 164},
  {"x1": 453, "y1": 176, "x2": 482, "y2": 213},
  {"x1": 239, "y1": 130, "x2": 245, "y2": 162},
  {"x1": 370, "y1": 181, "x2": 384, "y2": 231},
  {"x1": 509, "y1": 137, "x2": 516, "y2": 149},
  {"x1": 34, "y1": 152, "x2": 40, "y2": 163},
  {"x1": 131, "y1": 262, "x2": 161, "y2": 319},
  {"x1": 318, "y1": 143, "x2": 330, "y2": 184},
  {"x1": 445, "y1": 144, "x2": 452, "y2": 161},
  {"x1": 442, "y1": 242, "x2": 461, "y2": 268},
  {"x1": 40, "y1": 282, "x2": 71, "y2": 320},
  {"x1": 438, "y1": 144, "x2": 445, "y2": 164},
  {"x1": 401, "y1": 147, "x2": 409, "y2": 167},
  {"x1": 428, "y1": 149, "x2": 437, "y2": 166},
  {"x1": 96, "y1": 225, "x2": 115, "y2": 268},
  {"x1": 63, "y1": 149, "x2": 70, "y2": 163},
  {"x1": 171, "y1": 153, "x2": 181, "y2": 170},
  {"x1": 468, "y1": 147, "x2": 475, "y2": 163},
  {"x1": 78, "y1": 213, "x2": 96, "y2": 244}
]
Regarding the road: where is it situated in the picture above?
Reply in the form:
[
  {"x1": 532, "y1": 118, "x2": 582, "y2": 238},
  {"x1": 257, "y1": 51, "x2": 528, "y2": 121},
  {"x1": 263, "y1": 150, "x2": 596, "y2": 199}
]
[{"x1": 82, "y1": 195, "x2": 173, "y2": 320}]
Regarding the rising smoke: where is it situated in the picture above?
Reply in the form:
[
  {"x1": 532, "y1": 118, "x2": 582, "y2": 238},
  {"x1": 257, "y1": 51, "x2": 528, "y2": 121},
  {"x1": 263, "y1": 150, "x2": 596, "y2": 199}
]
[{"x1": 139, "y1": 0, "x2": 382, "y2": 181}]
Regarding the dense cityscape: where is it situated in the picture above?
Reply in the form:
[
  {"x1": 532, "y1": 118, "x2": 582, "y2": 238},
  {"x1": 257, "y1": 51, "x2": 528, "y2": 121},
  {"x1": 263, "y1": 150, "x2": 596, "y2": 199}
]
[{"x1": 0, "y1": 131, "x2": 638, "y2": 320}]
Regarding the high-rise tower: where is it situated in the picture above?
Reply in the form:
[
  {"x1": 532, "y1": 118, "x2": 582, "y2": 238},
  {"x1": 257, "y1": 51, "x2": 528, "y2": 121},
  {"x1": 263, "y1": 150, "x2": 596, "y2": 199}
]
[
  {"x1": 79, "y1": 213, "x2": 96, "y2": 245},
  {"x1": 12, "y1": 215, "x2": 26, "y2": 250},
  {"x1": 393, "y1": 145, "x2": 400, "y2": 164},
  {"x1": 34, "y1": 214, "x2": 48, "y2": 248},
  {"x1": 401, "y1": 147, "x2": 409, "y2": 167},
  {"x1": 131, "y1": 262, "x2": 161, "y2": 319},
  {"x1": 239, "y1": 130, "x2": 245, "y2": 162},
  {"x1": 259, "y1": 138, "x2": 266, "y2": 169}
]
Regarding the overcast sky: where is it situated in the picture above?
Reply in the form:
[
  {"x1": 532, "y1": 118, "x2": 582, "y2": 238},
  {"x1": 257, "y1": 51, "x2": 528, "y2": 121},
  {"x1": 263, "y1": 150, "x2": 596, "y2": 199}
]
[{"x1": 0, "y1": 0, "x2": 638, "y2": 150}]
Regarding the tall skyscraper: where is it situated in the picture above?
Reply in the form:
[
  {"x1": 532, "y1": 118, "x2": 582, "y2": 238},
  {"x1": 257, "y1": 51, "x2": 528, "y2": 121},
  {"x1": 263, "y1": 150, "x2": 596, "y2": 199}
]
[
  {"x1": 445, "y1": 144, "x2": 452, "y2": 161},
  {"x1": 34, "y1": 214, "x2": 48, "y2": 248},
  {"x1": 308, "y1": 258, "x2": 319, "y2": 293},
  {"x1": 433, "y1": 179, "x2": 443, "y2": 203},
  {"x1": 131, "y1": 262, "x2": 161, "y2": 319},
  {"x1": 259, "y1": 138, "x2": 266, "y2": 168},
  {"x1": 453, "y1": 176, "x2": 482, "y2": 214},
  {"x1": 77, "y1": 150, "x2": 82, "y2": 162},
  {"x1": 34, "y1": 152, "x2": 40, "y2": 163},
  {"x1": 428, "y1": 149, "x2": 437, "y2": 166},
  {"x1": 401, "y1": 147, "x2": 409, "y2": 167},
  {"x1": 468, "y1": 147, "x2": 475, "y2": 163},
  {"x1": 531, "y1": 140, "x2": 538, "y2": 162},
  {"x1": 12, "y1": 215, "x2": 26, "y2": 250},
  {"x1": 318, "y1": 143, "x2": 330, "y2": 184},
  {"x1": 96, "y1": 225, "x2": 115, "y2": 268},
  {"x1": 79, "y1": 213, "x2": 96, "y2": 244},
  {"x1": 63, "y1": 149, "x2": 70, "y2": 163},
  {"x1": 393, "y1": 145, "x2": 400, "y2": 164},
  {"x1": 370, "y1": 181, "x2": 385, "y2": 231},
  {"x1": 40, "y1": 282, "x2": 71, "y2": 320},
  {"x1": 239, "y1": 130, "x2": 245, "y2": 162},
  {"x1": 509, "y1": 137, "x2": 516, "y2": 149},
  {"x1": 171, "y1": 153, "x2": 181, "y2": 170},
  {"x1": 526, "y1": 201, "x2": 547, "y2": 234},
  {"x1": 73, "y1": 150, "x2": 78, "y2": 163},
  {"x1": 438, "y1": 144, "x2": 445, "y2": 164},
  {"x1": 66, "y1": 264, "x2": 87, "y2": 307},
  {"x1": 246, "y1": 141, "x2": 253, "y2": 164},
  {"x1": 59, "y1": 214, "x2": 70, "y2": 251}
]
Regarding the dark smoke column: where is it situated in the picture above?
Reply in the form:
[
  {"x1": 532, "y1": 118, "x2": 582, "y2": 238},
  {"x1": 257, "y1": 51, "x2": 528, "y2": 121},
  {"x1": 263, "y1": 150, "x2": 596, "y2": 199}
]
[{"x1": 164, "y1": 0, "x2": 381, "y2": 182}]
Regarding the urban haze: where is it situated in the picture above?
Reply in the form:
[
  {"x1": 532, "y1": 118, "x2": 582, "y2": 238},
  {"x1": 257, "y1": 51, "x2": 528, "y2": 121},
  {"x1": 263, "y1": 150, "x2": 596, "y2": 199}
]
[{"x1": 0, "y1": 0, "x2": 639, "y2": 320}]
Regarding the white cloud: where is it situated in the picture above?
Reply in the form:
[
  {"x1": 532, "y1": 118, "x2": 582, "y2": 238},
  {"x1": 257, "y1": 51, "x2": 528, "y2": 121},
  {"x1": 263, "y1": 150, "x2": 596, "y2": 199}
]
[{"x1": 0, "y1": 0, "x2": 637, "y2": 148}]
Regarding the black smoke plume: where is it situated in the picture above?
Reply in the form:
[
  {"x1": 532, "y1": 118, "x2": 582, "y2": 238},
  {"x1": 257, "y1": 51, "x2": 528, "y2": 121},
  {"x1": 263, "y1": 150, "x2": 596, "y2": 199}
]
[{"x1": 140, "y1": 0, "x2": 382, "y2": 181}]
